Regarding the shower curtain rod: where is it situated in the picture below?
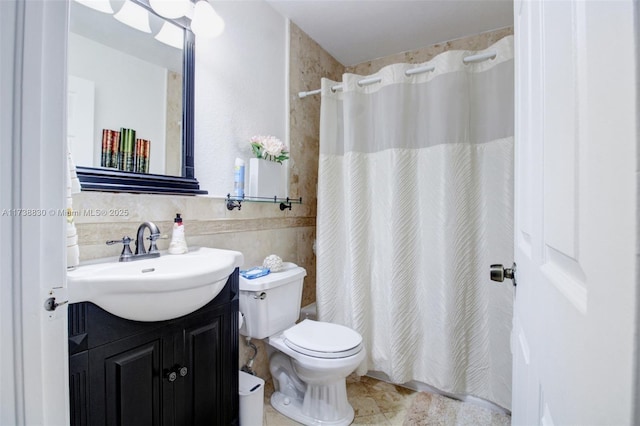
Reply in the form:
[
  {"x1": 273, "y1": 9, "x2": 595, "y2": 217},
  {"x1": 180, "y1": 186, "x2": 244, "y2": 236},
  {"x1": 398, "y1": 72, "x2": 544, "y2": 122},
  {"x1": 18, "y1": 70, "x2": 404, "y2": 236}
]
[{"x1": 298, "y1": 50, "x2": 497, "y2": 99}]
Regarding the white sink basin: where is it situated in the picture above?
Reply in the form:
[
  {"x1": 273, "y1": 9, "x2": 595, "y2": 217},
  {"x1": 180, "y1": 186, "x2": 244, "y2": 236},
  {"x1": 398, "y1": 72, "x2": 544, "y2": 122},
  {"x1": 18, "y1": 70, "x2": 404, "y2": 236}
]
[{"x1": 67, "y1": 247, "x2": 244, "y2": 322}]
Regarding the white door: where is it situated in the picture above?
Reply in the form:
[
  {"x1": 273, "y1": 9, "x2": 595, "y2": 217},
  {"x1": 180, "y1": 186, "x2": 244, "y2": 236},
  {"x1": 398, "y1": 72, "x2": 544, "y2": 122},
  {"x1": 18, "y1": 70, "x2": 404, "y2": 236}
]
[
  {"x1": 511, "y1": 1, "x2": 637, "y2": 424},
  {"x1": 1, "y1": 1, "x2": 69, "y2": 424}
]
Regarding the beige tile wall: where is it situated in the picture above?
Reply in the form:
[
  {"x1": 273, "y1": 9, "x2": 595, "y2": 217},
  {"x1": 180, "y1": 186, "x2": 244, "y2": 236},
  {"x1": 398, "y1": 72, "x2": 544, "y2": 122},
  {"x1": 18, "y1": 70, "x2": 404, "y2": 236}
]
[
  {"x1": 289, "y1": 22, "x2": 346, "y2": 305},
  {"x1": 346, "y1": 26, "x2": 513, "y2": 75},
  {"x1": 164, "y1": 70, "x2": 182, "y2": 177},
  {"x1": 73, "y1": 192, "x2": 314, "y2": 268}
]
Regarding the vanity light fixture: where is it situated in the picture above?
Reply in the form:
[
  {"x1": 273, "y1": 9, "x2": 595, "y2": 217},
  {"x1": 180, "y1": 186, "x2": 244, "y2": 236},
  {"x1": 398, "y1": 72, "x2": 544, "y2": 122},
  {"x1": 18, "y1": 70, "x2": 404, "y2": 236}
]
[
  {"x1": 114, "y1": 0, "x2": 152, "y2": 33},
  {"x1": 149, "y1": 0, "x2": 191, "y2": 19},
  {"x1": 73, "y1": 0, "x2": 114, "y2": 14},
  {"x1": 190, "y1": 0, "x2": 225, "y2": 39},
  {"x1": 154, "y1": 21, "x2": 184, "y2": 49}
]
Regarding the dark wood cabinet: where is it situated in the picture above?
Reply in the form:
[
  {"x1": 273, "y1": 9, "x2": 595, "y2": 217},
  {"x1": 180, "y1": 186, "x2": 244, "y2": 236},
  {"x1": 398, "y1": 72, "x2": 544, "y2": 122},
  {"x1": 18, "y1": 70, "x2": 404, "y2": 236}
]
[
  {"x1": 69, "y1": 269, "x2": 239, "y2": 426},
  {"x1": 98, "y1": 336, "x2": 163, "y2": 425}
]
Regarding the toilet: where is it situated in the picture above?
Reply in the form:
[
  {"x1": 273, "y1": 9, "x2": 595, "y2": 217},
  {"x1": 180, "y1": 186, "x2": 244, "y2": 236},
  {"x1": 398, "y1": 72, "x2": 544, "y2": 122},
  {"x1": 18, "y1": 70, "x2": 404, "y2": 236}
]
[{"x1": 239, "y1": 263, "x2": 365, "y2": 426}]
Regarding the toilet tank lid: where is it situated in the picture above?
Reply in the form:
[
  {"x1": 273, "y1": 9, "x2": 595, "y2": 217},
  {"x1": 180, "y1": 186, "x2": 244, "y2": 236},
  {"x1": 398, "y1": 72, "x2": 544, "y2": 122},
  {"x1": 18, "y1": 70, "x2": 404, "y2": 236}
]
[{"x1": 239, "y1": 262, "x2": 307, "y2": 291}]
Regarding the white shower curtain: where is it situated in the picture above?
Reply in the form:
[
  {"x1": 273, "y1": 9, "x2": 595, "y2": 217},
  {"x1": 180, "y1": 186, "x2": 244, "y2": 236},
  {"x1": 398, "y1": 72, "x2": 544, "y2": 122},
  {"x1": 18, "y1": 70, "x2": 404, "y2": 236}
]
[{"x1": 317, "y1": 36, "x2": 514, "y2": 409}]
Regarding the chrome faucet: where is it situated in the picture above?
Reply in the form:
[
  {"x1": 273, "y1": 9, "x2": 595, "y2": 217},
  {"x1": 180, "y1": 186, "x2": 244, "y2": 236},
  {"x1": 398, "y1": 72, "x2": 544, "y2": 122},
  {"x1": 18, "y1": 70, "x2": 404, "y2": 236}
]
[
  {"x1": 135, "y1": 221, "x2": 161, "y2": 257},
  {"x1": 106, "y1": 222, "x2": 161, "y2": 262}
]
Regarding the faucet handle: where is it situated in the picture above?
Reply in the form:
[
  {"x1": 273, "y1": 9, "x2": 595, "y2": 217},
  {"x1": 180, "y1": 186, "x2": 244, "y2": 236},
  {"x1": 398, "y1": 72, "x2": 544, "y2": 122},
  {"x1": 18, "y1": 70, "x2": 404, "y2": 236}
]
[
  {"x1": 106, "y1": 236, "x2": 134, "y2": 261},
  {"x1": 106, "y1": 236, "x2": 133, "y2": 246},
  {"x1": 147, "y1": 233, "x2": 163, "y2": 253}
]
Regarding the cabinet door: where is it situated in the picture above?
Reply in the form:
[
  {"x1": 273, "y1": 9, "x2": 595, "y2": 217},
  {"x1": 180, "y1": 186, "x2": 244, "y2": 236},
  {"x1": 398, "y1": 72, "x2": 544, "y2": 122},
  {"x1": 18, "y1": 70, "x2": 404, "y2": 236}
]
[
  {"x1": 89, "y1": 332, "x2": 166, "y2": 426},
  {"x1": 175, "y1": 304, "x2": 232, "y2": 426},
  {"x1": 69, "y1": 352, "x2": 89, "y2": 426}
]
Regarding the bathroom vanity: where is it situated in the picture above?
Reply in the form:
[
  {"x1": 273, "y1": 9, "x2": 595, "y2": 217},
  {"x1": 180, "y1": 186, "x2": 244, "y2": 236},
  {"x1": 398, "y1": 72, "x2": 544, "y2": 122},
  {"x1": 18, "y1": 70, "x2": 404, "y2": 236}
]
[{"x1": 67, "y1": 270, "x2": 240, "y2": 425}]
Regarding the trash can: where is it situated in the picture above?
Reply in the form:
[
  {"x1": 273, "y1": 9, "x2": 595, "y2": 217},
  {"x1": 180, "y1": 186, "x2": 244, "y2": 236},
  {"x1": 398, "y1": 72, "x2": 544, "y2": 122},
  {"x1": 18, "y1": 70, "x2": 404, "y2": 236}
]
[{"x1": 239, "y1": 371, "x2": 265, "y2": 426}]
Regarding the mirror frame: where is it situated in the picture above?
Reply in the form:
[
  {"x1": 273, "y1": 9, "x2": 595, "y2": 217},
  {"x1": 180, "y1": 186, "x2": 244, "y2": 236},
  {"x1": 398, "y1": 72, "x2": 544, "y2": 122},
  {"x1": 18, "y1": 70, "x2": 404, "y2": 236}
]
[{"x1": 75, "y1": 1, "x2": 206, "y2": 195}]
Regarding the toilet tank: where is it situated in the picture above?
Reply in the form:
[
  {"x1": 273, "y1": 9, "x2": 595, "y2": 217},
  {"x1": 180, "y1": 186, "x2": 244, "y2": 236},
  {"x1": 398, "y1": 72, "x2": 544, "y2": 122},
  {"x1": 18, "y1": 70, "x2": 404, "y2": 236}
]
[{"x1": 239, "y1": 263, "x2": 307, "y2": 339}]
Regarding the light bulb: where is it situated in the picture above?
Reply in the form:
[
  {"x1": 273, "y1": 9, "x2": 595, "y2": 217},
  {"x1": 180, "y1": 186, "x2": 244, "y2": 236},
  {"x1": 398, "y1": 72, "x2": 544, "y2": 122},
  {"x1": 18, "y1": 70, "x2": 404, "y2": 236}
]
[
  {"x1": 149, "y1": 0, "x2": 190, "y2": 19},
  {"x1": 74, "y1": 0, "x2": 114, "y2": 14},
  {"x1": 190, "y1": 1, "x2": 224, "y2": 39},
  {"x1": 114, "y1": 0, "x2": 152, "y2": 33},
  {"x1": 155, "y1": 21, "x2": 184, "y2": 49}
]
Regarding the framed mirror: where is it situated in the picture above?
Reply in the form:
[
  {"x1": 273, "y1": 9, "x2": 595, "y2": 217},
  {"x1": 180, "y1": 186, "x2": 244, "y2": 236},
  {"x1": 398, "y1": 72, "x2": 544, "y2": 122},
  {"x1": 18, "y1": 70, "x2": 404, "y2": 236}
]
[{"x1": 69, "y1": 0, "x2": 206, "y2": 194}]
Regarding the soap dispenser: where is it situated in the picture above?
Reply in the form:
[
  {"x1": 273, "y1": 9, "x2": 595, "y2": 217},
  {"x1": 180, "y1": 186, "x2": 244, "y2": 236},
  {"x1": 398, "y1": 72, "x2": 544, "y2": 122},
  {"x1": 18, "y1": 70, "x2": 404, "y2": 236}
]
[{"x1": 168, "y1": 213, "x2": 188, "y2": 254}]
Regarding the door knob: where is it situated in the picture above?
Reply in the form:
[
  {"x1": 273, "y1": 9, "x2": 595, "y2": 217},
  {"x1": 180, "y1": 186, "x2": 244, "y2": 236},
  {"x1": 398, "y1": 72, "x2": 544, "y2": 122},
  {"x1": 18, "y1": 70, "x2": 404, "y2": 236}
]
[{"x1": 490, "y1": 263, "x2": 517, "y2": 286}]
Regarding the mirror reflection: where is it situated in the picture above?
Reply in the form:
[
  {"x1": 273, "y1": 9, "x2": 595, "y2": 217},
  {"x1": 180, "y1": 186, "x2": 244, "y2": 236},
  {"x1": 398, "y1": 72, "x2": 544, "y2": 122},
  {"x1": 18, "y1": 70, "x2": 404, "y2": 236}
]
[{"x1": 67, "y1": 0, "x2": 183, "y2": 176}]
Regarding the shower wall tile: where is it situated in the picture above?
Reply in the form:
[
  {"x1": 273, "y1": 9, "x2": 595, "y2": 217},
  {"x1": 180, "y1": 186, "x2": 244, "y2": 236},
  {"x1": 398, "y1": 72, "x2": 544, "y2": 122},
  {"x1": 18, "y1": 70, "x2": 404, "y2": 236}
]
[
  {"x1": 297, "y1": 227, "x2": 317, "y2": 308},
  {"x1": 289, "y1": 22, "x2": 345, "y2": 306},
  {"x1": 346, "y1": 27, "x2": 514, "y2": 75},
  {"x1": 289, "y1": 23, "x2": 345, "y2": 221},
  {"x1": 239, "y1": 337, "x2": 271, "y2": 379}
]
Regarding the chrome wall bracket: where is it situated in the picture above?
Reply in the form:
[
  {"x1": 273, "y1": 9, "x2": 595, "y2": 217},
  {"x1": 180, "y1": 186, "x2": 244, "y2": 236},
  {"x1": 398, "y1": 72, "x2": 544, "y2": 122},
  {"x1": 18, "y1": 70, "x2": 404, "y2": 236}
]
[{"x1": 226, "y1": 194, "x2": 302, "y2": 211}]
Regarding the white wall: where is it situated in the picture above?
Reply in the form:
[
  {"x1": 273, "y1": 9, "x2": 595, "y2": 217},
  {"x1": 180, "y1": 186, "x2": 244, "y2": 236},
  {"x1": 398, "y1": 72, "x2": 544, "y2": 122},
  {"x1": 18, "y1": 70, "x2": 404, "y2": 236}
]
[
  {"x1": 68, "y1": 32, "x2": 167, "y2": 174},
  {"x1": 195, "y1": 1, "x2": 288, "y2": 196}
]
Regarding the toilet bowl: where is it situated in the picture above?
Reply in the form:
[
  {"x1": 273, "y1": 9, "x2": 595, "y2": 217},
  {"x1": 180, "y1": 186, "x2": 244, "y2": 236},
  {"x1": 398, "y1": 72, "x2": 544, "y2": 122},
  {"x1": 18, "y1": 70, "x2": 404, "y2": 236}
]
[
  {"x1": 238, "y1": 264, "x2": 364, "y2": 426},
  {"x1": 269, "y1": 320, "x2": 365, "y2": 425}
]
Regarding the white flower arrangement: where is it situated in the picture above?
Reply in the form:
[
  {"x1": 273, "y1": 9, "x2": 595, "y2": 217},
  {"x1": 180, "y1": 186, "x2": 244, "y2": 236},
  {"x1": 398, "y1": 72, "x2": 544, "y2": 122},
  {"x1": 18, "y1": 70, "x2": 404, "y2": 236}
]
[{"x1": 250, "y1": 135, "x2": 289, "y2": 164}]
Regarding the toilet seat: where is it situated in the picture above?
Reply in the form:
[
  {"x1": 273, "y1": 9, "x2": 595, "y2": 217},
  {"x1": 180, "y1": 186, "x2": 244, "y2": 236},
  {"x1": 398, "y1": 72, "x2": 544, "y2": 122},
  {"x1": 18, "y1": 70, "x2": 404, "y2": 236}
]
[{"x1": 283, "y1": 319, "x2": 363, "y2": 359}]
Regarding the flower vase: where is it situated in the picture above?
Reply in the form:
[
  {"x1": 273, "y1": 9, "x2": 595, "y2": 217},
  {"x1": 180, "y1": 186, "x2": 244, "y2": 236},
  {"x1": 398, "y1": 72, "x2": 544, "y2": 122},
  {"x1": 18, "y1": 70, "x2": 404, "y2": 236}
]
[{"x1": 248, "y1": 158, "x2": 286, "y2": 198}]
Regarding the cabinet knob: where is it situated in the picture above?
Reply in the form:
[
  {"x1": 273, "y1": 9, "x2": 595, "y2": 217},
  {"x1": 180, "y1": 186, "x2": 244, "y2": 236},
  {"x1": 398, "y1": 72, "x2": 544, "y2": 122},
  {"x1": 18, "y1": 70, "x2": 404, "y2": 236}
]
[
  {"x1": 166, "y1": 371, "x2": 177, "y2": 382},
  {"x1": 165, "y1": 365, "x2": 187, "y2": 382}
]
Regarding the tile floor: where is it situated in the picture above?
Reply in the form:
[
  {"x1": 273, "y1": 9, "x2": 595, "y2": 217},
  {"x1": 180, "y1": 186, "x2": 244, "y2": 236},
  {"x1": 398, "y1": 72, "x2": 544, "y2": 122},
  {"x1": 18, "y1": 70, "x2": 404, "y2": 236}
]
[
  {"x1": 263, "y1": 374, "x2": 412, "y2": 425},
  {"x1": 262, "y1": 374, "x2": 511, "y2": 425}
]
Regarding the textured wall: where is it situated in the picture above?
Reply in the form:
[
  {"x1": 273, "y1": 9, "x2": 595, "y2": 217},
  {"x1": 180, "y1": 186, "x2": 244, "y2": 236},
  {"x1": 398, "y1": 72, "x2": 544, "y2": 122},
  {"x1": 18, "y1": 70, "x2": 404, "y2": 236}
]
[
  {"x1": 194, "y1": 1, "x2": 287, "y2": 197},
  {"x1": 346, "y1": 27, "x2": 513, "y2": 75},
  {"x1": 164, "y1": 70, "x2": 182, "y2": 177}
]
